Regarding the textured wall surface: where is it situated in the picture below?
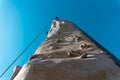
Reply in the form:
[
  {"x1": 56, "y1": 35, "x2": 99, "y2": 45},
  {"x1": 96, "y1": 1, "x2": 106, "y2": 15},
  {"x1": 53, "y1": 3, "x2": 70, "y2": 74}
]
[{"x1": 11, "y1": 20, "x2": 120, "y2": 80}]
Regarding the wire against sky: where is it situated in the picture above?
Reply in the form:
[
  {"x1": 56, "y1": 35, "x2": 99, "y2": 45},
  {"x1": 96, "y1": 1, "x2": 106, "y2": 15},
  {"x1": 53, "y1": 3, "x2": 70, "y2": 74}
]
[{"x1": 0, "y1": 21, "x2": 51, "y2": 78}]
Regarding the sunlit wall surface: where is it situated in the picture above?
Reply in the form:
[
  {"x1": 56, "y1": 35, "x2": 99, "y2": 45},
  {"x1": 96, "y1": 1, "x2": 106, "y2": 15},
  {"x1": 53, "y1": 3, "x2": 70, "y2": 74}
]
[{"x1": 0, "y1": 0, "x2": 120, "y2": 80}]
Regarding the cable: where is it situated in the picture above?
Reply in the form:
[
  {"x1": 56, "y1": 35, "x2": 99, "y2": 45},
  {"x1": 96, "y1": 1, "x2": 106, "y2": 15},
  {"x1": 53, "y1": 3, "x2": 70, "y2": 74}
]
[
  {"x1": 0, "y1": 21, "x2": 51, "y2": 78},
  {"x1": 20, "y1": 22, "x2": 50, "y2": 65}
]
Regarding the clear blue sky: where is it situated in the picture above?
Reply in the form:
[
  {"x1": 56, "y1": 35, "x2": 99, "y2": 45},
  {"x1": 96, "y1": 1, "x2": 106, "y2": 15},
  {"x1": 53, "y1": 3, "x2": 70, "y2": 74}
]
[{"x1": 0, "y1": 0, "x2": 120, "y2": 80}]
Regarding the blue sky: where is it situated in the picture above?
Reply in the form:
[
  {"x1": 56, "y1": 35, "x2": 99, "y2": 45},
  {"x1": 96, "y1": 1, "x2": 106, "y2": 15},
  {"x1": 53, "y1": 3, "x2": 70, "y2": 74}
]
[{"x1": 0, "y1": 0, "x2": 120, "y2": 80}]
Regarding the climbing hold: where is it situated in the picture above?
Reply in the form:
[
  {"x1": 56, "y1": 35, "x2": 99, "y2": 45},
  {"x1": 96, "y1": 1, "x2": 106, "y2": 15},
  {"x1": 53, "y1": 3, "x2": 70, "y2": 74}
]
[
  {"x1": 80, "y1": 43, "x2": 87, "y2": 49},
  {"x1": 80, "y1": 54, "x2": 88, "y2": 58},
  {"x1": 68, "y1": 50, "x2": 81, "y2": 57},
  {"x1": 75, "y1": 36, "x2": 83, "y2": 42},
  {"x1": 29, "y1": 55, "x2": 39, "y2": 61}
]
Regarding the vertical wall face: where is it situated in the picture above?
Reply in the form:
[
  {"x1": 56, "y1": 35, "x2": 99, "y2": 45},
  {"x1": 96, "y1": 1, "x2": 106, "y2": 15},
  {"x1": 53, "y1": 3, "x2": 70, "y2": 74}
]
[
  {"x1": 34, "y1": 20, "x2": 105, "y2": 58},
  {"x1": 11, "y1": 20, "x2": 120, "y2": 80}
]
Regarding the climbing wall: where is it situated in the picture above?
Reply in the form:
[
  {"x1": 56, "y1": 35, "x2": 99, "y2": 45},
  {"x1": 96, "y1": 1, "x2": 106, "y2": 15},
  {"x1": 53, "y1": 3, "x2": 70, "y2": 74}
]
[{"x1": 11, "y1": 20, "x2": 120, "y2": 80}]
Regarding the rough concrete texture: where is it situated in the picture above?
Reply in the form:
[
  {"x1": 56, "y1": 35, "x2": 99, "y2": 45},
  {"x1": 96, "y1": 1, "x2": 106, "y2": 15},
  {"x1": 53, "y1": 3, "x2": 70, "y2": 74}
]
[{"x1": 11, "y1": 20, "x2": 120, "y2": 80}]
